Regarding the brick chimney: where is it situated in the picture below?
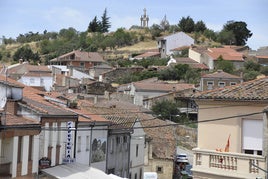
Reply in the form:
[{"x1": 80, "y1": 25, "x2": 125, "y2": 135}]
[{"x1": 6, "y1": 100, "x2": 18, "y2": 115}]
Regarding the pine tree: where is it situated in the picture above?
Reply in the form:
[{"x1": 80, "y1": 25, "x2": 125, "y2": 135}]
[
  {"x1": 88, "y1": 16, "x2": 101, "y2": 33},
  {"x1": 101, "y1": 8, "x2": 111, "y2": 33}
]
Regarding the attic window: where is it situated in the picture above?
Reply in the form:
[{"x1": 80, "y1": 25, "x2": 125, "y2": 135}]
[{"x1": 218, "y1": 82, "x2": 225, "y2": 88}]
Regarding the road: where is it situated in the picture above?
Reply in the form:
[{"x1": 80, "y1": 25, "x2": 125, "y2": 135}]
[{"x1": 176, "y1": 146, "x2": 194, "y2": 165}]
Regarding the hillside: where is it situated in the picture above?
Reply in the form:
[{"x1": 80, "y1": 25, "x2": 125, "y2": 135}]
[{"x1": 0, "y1": 29, "x2": 219, "y2": 65}]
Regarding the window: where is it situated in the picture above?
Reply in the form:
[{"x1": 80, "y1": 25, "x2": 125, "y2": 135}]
[
  {"x1": 136, "y1": 144, "x2": 139, "y2": 157},
  {"x1": 80, "y1": 62, "x2": 85, "y2": 67},
  {"x1": 134, "y1": 173, "x2": 137, "y2": 179},
  {"x1": 40, "y1": 78, "x2": 44, "y2": 86},
  {"x1": 257, "y1": 150, "x2": 262, "y2": 155},
  {"x1": 116, "y1": 136, "x2": 120, "y2": 145},
  {"x1": 218, "y1": 82, "x2": 225, "y2": 88},
  {"x1": 30, "y1": 78, "x2": 35, "y2": 84},
  {"x1": 244, "y1": 149, "x2": 254, "y2": 154},
  {"x1": 207, "y1": 81, "x2": 214, "y2": 90},
  {"x1": 77, "y1": 136, "x2": 81, "y2": 152},
  {"x1": 156, "y1": 166, "x2": 163, "y2": 173},
  {"x1": 230, "y1": 82, "x2": 237, "y2": 86}
]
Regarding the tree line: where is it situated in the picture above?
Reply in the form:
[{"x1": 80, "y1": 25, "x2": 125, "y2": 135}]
[{"x1": 0, "y1": 9, "x2": 253, "y2": 65}]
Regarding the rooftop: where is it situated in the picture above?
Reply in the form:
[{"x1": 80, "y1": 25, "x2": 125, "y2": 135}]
[{"x1": 193, "y1": 76, "x2": 268, "y2": 101}]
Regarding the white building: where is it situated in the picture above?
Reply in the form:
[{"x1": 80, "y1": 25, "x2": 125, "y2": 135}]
[{"x1": 157, "y1": 32, "x2": 194, "y2": 58}]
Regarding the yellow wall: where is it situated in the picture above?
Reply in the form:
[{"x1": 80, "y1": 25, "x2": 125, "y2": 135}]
[{"x1": 196, "y1": 100, "x2": 265, "y2": 153}]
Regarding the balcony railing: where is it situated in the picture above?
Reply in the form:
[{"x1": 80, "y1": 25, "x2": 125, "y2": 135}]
[{"x1": 192, "y1": 148, "x2": 266, "y2": 179}]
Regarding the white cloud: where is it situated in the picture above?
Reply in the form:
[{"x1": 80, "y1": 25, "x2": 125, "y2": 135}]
[{"x1": 43, "y1": 7, "x2": 88, "y2": 31}]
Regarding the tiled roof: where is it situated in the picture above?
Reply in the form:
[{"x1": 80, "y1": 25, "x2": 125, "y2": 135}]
[
  {"x1": 3, "y1": 112, "x2": 39, "y2": 126},
  {"x1": 206, "y1": 47, "x2": 244, "y2": 61},
  {"x1": 138, "y1": 113, "x2": 176, "y2": 159},
  {"x1": 50, "y1": 50, "x2": 105, "y2": 62},
  {"x1": 134, "y1": 82, "x2": 194, "y2": 92},
  {"x1": 133, "y1": 51, "x2": 160, "y2": 59},
  {"x1": 88, "y1": 99, "x2": 176, "y2": 159},
  {"x1": 174, "y1": 57, "x2": 198, "y2": 64},
  {"x1": 193, "y1": 76, "x2": 268, "y2": 101},
  {"x1": 7, "y1": 63, "x2": 51, "y2": 75},
  {"x1": 23, "y1": 86, "x2": 76, "y2": 115},
  {"x1": 0, "y1": 75, "x2": 24, "y2": 88},
  {"x1": 256, "y1": 55, "x2": 268, "y2": 59},
  {"x1": 189, "y1": 63, "x2": 209, "y2": 70},
  {"x1": 171, "y1": 45, "x2": 190, "y2": 51},
  {"x1": 202, "y1": 70, "x2": 241, "y2": 79}
]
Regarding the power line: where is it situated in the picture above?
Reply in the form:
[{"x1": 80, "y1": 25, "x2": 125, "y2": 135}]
[{"x1": 37, "y1": 111, "x2": 264, "y2": 131}]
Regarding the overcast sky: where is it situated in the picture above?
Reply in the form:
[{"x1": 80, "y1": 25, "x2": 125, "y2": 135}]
[{"x1": 1, "y1": 0, "x2": 267, "y2": 50}]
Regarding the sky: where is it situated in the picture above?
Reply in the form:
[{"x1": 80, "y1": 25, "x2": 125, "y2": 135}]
[{"x1": 0, "y1": 0, "x2": 267, "y2": 50}]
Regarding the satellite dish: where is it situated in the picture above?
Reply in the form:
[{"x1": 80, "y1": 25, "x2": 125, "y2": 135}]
[{"x1": 0, "y1": 97, "x2": 7, "y2": 109}]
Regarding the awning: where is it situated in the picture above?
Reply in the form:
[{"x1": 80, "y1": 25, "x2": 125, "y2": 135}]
[{"x1": 42, "y1": 163, "x2": 114, "y2": 179}]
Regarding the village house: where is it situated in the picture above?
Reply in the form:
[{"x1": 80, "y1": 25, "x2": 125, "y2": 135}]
[
  {"x1": 84, "y1": 100, "x2": 146, "y2": 179},
  {"x1": 167, "y1": 56, "x2": 209, "y2": 71},
  {"x1": 128, "y1": 78, "x2": 194, "y2": 106},
  {"x1": 191, "y1": 77, "x2": 268, "y2": 179},
  {"x1": 0, "y1": 75, "x2": 41, "y2": 178},
  {"x1": 250, "y1": 46, "x2": 268, "y2": 66},
  {"x1": 189, "y1": 46, "x2": 245, "y2": 70},
  {"x1": 157, "y1": 32, "x2": 194, "y2": 58},
  {"x1": 139, "y1": 112, "x2": 177, "y2": 179},
  {"x1": 50, "y1": 50, "x2": 106, "y2": 71},
  {"x1": 5, "y1": 62, "x2": 53, "y2": 92},
  {"x1": 199, "y1": 69, "x2": 243, "y2": 91}
]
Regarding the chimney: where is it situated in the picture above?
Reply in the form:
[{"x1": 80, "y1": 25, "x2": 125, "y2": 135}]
[{"x1": 6, "y1": 100, "x2": 18, "y2": 115}]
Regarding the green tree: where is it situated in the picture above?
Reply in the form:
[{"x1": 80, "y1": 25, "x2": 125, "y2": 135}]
[
  {"x1": 223, "y1": 21, "x2": 252, "y2": 46},
  {"x1": 101, "y1": 8, "x2": 111, "y2": 33},
  {"x1": 195, "y1": 20, "x2": 207, "y2": 33},
  {"x1": 88, "y1": 16, "x2": 101, "y2": 33},
  {"x1": 151, "y1": 99, "x2": 180, "y2": 122},
  {"x1": 244, "y1": 60, "x2": 261, "y2": 71},
  {"x1": 243, "y1": 71, "x2": 260, "y2": 81},
  {"x1": 178, "y1": 16, "x2": 195, "y2": 33},
  {"x1": 150, "y1": 24, "x2": 162, "y2": 40},
  {"x1": 217, "y1": 30, "x2": 236, "y2": 45},
  {"x1": 215, "y1": 56, "x2": 235, "y2": 73},
  {"x1": 13, "y1": 45, "x2": 40, "y2": 62},
  {"x1": 203, "y1": 29, "x2": 217, "y2": 41},
  {"x1": 59, "y1": 27, "x2": 78, "y2": 41},
  {"x1": 260, "y1": 66, "x2": 268, "y2": 76}
]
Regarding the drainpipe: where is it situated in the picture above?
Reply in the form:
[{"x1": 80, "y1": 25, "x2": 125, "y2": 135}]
[{"x1": 89, "y1": 122, "x2": 95, "y2": 166}]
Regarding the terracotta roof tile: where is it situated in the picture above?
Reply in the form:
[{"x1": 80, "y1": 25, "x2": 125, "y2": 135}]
[
  {"x1": 202, "y1": 70, "x2": 242, "y2": 79},
  {"x1": 51, "y1": 50, "x2": 105, "y2": 63},
  {"x1": 0, "y1": 75, "x2": 24, "y2": 88},
  {"x1": 23, "y1": 86, "x2": 76, "y2": 115},
  {"x1": 133, "y1": 51, "x2": 160, "y2": 59},
  {"x1": 193, "y1": 76, "x2": 268, "y2": 100},
  {"x1": 88, "y1": 99, "x2": 176, "y2": 159},
  {"x1": 207, "y1": 47, "x2": 244, "y2": 61},
  {"x1": 4, "y1": 112, "x2": 39, "y2": 126},
  {"x1": 133, "y1": 82, "x2": 194, "y2": 92}
]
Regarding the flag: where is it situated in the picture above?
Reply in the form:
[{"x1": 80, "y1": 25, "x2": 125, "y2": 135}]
[{"x1": 224, "y1": 134, "x2": 230, "y2": 152}]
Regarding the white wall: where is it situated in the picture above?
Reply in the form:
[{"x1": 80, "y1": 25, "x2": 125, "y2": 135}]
[
  {"x1": 164, "y1": 32, "x2": 194, "y2": 56},
  {"x1": 18, "y1": 76, "x2": 53, "y2": 91},
  {"x1": 76, "y1": 125, "x2": 108, "y2": 172}
]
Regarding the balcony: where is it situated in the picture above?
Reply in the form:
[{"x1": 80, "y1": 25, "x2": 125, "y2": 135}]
[{"x1": 192, "y1": 148, "x2": 266, "y2": 179}]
